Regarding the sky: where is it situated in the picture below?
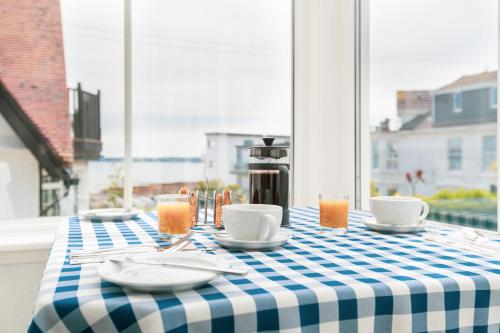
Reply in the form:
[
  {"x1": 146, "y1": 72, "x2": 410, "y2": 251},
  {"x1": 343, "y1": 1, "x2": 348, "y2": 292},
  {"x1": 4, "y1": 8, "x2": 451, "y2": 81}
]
[
  {"x1": 370, "y1": 0, "x2": 498, "y2": 128},
  {"x1": 60, "y1": 0, "x2": 497, "y2": 157}
]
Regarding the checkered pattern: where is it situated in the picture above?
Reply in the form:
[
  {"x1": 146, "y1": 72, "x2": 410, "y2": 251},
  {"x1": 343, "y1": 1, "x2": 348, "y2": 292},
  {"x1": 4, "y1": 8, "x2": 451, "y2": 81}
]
[{"x1": 28, "y1": 208, "x2": 500, "y2": 332}]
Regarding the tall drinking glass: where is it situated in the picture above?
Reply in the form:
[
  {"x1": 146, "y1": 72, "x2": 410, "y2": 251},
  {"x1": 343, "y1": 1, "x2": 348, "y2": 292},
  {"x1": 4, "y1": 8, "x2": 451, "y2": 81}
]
[
  {"x1": 157, "y1": 194, "x2": 191, "y2": 243},
  {"x1": 319, "y1": 193, "x2": 349, "y2": 235}
]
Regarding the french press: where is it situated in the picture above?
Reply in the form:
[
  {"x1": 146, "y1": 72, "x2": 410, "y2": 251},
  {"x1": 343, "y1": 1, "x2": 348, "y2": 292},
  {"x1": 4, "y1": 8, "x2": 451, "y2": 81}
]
[{"x1": 248, "y1": 137, "x2": 290, "y2": 227}]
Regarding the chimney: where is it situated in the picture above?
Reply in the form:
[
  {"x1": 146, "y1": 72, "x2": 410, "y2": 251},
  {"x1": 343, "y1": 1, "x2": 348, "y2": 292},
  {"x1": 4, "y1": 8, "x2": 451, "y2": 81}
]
[{"x1": 379, "y1": 118, "x2": 390, "y2": 132}]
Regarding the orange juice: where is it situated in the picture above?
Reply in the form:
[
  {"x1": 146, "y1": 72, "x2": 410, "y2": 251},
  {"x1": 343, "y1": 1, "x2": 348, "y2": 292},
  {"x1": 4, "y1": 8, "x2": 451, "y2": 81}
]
[
  {"x1": 157, "y1": 202, "x2": 190, "y2": 235},
  {"x1": 319, "y1": 199, "x2": 349, "y2": 229}
]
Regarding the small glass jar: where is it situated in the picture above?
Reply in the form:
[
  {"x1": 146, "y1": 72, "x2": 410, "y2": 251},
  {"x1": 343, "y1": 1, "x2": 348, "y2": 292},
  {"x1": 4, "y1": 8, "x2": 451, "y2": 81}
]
[
  {"x1": 157, "y1": 194, "x2": 191, "y2": 243},
  {"x1": 319, "y1": 193, "x2": 349, "y2": 235}
]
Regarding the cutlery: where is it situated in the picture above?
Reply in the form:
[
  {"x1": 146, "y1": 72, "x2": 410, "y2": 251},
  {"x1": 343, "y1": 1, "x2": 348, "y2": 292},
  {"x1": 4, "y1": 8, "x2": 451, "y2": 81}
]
[
  {"x1": 110, "y1": 256, "x2": 249, "y2": 275},
  {"x1": 461, "y1": 228, "x2": 500, "y2": 253},
  {"x1": 70, "y1": 240, "x2": 193, "y2": 264},
  {"x1": 74, "y1": 232, "x2": 193, "y2": 255},
  {"x1": 424, "y1": 229, "x2": 500, "y2": 259}
]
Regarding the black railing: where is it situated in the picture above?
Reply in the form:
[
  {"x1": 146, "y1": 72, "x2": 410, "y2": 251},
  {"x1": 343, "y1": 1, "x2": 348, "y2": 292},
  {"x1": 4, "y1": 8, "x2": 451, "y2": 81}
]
[{"x1": 71, "y1": 83, "x2": 102, "y2": 160}]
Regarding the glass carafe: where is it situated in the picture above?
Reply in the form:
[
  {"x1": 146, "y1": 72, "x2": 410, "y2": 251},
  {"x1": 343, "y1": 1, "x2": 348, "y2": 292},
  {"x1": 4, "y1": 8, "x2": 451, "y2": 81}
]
[{"x1": 248, "y1": 137, "x2": 290, "y2": 226}]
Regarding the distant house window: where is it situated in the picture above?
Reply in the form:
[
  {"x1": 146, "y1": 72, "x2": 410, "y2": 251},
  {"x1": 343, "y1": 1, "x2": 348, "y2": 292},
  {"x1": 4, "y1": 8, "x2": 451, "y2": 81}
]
[
  {"x1": 207, "y1": 139, "x2": 215, "y2": 148},
  {"x1": 372, "y1": 141, "x2": 380, "y2": 169},
  {"x1": 490, "y1": 87, "x2": 497, "y2": 109},
  {"x1": 386, "y1": 141, "x2": 398, "y2": 170},
  {"x1": 452, "y1": 93, "x2": 462, "y2": 113},
  {"x1": 448, "y1": 138, "x2": 462, "y2": 171},
  {"x1": 483, "y1": 135, "x2": 496, "y2": 171}
]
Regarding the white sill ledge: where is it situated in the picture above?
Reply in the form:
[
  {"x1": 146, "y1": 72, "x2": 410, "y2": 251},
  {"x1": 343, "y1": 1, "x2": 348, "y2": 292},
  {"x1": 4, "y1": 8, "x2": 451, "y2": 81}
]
[{"x1": 0, "y1": 216, "x2": 66, "y2": 264}]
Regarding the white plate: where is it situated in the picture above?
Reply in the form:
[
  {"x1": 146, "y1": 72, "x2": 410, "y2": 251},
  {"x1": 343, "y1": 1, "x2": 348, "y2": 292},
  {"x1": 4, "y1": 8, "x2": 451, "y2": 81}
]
[
  {"x1": 80, "y1": 208, "x2": 142, "y2": 221},
  {"x1": 362, "y1": 217, "x2": 426, "y2": 233},
  {"x1": 215, "y1": 229, "x2": 292, "y2": 250},
  {"x1": 97, "y1": 252, "x2": 228, "y2": 292}
]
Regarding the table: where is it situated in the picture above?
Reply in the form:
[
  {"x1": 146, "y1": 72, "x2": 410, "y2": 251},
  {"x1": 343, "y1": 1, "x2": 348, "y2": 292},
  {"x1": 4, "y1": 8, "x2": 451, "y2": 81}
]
[{"x1": 29, "y1": 208, "x2": 500, "y2": 332}]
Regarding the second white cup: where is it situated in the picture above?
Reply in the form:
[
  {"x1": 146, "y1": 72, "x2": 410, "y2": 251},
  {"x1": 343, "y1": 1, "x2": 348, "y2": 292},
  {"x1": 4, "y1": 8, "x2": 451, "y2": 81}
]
[
  {"x1": 370, "y1": 196, "x2": 429, "y2": 226},
  {"x1": 222, "y1": 204, "x2": 282, "y2": 241}
]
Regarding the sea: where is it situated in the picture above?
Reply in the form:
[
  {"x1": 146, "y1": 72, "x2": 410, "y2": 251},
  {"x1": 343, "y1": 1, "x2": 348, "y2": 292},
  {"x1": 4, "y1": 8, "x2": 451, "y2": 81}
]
[{"x1": 87, "y1": 158, "x2": 205, "y2": 193}]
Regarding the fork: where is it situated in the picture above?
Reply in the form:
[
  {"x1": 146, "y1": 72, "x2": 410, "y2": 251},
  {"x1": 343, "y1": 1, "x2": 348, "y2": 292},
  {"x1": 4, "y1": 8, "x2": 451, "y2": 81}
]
[{"x1": 424, "y1": 228, "x2": 499, "y2": 259}]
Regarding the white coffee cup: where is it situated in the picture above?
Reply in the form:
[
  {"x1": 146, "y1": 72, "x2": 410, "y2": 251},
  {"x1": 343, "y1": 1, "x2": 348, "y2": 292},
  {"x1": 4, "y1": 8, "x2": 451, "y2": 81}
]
[
  {"x1": 222, "y1": 204, "x2": 282, "y2": 241},
  {"x1": 370, "y1": 196, "x2": 429, "y2": 226}
]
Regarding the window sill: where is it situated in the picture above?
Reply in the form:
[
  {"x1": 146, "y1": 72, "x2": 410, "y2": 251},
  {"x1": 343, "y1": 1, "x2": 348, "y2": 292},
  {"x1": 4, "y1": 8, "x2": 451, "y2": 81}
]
[{"x1": 0, "y1": 216, "x2": 65, "y2": 264}]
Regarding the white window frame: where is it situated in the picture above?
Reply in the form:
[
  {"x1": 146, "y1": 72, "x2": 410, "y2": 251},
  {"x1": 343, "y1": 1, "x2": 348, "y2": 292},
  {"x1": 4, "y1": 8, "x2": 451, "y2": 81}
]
[
  {"x1": 122, "y1": 0, "x2": 295, "y2": 208},
  {"x1": 453, "y1": 92, "x2": 463, "y2": 113},
  {"x1": 447, "y1": 137, "x2": 463, "y2": 171},
  {"x1": 483, "y1": 135, "x2": 496, "y2": 172},
  {"x1": 372, "y1": 141, "x2": 380, "y2": 170}
]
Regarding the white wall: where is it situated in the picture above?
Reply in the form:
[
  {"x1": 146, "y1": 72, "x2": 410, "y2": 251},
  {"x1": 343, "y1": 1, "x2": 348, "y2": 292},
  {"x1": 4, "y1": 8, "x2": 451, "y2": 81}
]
[
  {"x1": 371, "y1": 123, "x2": 496, "y2": 196},
  {"x1": 293, "y1": 0, "x2": 356, "y2": 207},
  {"x1": 0, "y1": 115, "x2": 39, "y2": 218}
]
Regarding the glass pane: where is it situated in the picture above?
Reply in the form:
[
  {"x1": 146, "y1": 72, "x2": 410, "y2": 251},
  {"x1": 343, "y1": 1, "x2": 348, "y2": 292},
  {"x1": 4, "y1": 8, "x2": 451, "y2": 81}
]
[
  {"x1": 369, "y1": 0, "x2": 498, "y2": 230},
  {"x1": 0, "y1": 0, "x2": 124, "y2": 218},
  {"x1": 132, "y1": 0, "x2": 292, "y2": 211}
]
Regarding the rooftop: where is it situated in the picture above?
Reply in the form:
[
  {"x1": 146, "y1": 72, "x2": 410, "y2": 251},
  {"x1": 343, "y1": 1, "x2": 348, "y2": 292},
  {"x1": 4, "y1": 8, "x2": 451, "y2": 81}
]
[
  {"x1": 436, "y1": 70, "x2": 497, "y2": 92},
  {"x1": 0, "y1": 0, "x2": 72, "y2": 164}
]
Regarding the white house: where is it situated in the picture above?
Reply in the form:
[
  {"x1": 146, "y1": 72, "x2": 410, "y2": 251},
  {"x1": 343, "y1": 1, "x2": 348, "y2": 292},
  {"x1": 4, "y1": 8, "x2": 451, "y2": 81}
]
[{"x1": 372, "y1": 71, "x2": 497, "y2": 197}]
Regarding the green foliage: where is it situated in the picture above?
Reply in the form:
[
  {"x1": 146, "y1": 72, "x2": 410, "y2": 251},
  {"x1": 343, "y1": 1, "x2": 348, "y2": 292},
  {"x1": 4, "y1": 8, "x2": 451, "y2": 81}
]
[
  {"x1": 370, "y1": 181, "x2": 380, "y2": 197},
  {"x1": 104, "y1": 164, "x2": 124, "y2": 208},
  {"x1": 427, "y1": 188, "x2": 495, "y2": 201},
  {"x1": 420, "y1": 188, "x2": 497, "y2": 216}
]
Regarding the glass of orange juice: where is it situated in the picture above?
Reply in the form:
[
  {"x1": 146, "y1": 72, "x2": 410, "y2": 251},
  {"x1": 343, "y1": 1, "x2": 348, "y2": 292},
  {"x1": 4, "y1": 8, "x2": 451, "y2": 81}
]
[
  {"x1": 157, "y1": 194, "x2": 191, "y2": 242},
  {"x1": 319, "y1": 193, "x2": 349, "y2": 235}
]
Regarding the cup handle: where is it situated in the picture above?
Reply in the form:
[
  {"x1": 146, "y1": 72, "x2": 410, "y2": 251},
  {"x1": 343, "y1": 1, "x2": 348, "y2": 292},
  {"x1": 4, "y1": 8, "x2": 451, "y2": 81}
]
[
  {"x1": 258, "y1": 214, "x2": 278, "y2": 241},
  {"x1": 418, "y1": 201, "x2": 430, "y2": 222}
]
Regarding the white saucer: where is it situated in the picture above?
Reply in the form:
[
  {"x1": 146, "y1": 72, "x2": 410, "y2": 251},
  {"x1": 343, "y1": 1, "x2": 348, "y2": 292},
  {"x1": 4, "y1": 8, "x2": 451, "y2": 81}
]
[
  {"x1": 80, "y1": 208, "x2": 142, "y2": 221},
  {"x1": 362, "y1": 217, "x2": 426, "y2": 233},
  {"x1": 214, "y1": 229, "x2": 292, "y2": 250},
  {"x1": 97, "y1": 252, "x2": 229, "y2": 292}
]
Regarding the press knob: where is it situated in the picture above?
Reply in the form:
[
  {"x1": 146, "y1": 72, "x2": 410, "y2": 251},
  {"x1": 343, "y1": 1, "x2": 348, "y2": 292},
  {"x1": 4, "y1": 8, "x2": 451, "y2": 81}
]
[{"x1": 262, "y1": 137, "x2": 275, "y2": 146}]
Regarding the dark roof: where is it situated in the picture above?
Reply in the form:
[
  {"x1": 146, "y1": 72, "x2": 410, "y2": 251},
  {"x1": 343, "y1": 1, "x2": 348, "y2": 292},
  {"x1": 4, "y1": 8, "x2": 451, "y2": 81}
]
[
  {"x1": 400, "y1": 112, "x2": 431, "y2": 131},
  {"x1": 0, "y1": 81, "x2": 70, "y2": 180},
  {"x1": 436, "y1": 71, "x2": 497, "y2": 91}
]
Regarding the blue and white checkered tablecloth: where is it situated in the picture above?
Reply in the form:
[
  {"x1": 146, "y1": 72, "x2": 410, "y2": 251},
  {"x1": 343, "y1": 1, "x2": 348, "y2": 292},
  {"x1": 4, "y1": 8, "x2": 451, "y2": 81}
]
[{"x1": 29, "y1": 208, "x2": 500, "y2": 333}]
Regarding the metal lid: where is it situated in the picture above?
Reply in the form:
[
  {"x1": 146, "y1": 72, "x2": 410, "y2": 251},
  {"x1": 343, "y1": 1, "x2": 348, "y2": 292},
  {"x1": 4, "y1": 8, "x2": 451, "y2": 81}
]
[{"x1": 249, "y1": 137, "x2": 289, "y2": 159}]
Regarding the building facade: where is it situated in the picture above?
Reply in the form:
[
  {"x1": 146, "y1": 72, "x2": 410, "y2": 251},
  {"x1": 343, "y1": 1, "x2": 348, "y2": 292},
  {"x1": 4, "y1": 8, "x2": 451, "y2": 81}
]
[{"x1": 372, "y1": 71, "x2": 497, "y2": 197}]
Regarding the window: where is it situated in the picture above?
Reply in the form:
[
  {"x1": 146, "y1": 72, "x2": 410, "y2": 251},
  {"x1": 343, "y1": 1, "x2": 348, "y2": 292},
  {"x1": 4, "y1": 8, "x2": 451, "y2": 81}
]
[
  {"x1": 372, "y1": 141, "x2": 380, "y2": 169},
  {"x1": 491, "y1": 87, "x2": 497, "y2": 109},
  {"x1": 453, "y1": 93, "x2": 462, "y2": 113},
  {"x1": 385, "y1": 142, "x2": 398, "y2": 170},
  {"x1": 483, "y1": 135, "x2": 496, "y2": 171},
  {"x1": 448, "y1": 138, "x2": 462, "y2": 171},
  {"x1": 131, "y1": 0, "x2": 292, "y2": 209},
  {"x1": 368, "y1": 0, "x2": 498, "y2": 231}
]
